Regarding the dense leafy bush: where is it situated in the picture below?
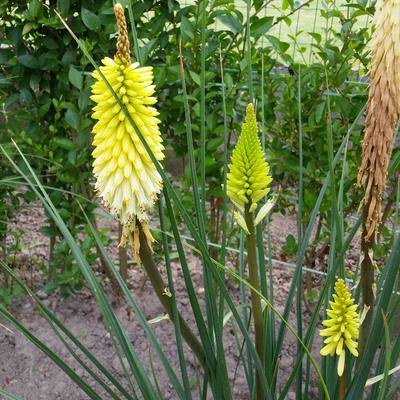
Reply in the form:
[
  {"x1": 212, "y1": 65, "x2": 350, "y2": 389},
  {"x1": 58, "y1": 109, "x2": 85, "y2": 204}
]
[{"x1": 1, "y1": 1, "x2": 385, "y2": 292}]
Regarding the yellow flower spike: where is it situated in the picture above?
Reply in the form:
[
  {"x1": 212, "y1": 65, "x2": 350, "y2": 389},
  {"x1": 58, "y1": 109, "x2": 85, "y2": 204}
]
[
  {"x1": 90, "y1": 3, "x2": 164, "y2": 253},
  {"x1": 320, "y1": 279, "x2": 360, "y2": 376},
  {"x1": 227, "y1": 103, "x2": 272, "y2": 213}
]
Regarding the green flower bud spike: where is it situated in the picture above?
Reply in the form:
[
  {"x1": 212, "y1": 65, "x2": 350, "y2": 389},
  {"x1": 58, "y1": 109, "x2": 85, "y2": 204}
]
[
  {"x1": 320, "y1": 279, "x2": 360, "y2": 377},
  {"x1": 227, "y1": 103, "x2": 272, "y2": 214}
]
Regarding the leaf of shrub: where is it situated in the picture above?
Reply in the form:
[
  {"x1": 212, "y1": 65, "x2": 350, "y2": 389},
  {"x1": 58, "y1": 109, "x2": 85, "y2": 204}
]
[
  {"x1": 283, "y1": 234, "x2": 298, "y2": 256},
  {"x1": 217, "y1": 14, "x2": 243, "y2": 34},
  {"x1": 17, "y1": 54, "x2": 38, "y2": 69},
  {"x1": 81, "y1": 8, "x2": 101, "y2": 30},
  {"x1": 180, "y1": 16, "x2": 194, "y2": 41},
  {"x1": 250, "y1": 16, "x2": 273, "y2": 37},
  {"x1": 54, "y1": 138, "x2": 75, "y2": 150},
  {"x1": 65, "y1": 109, "x2": 80, "y2": 130},
  {"x1": 68, "y1": 66, "x2": 83, "y2": 90}
]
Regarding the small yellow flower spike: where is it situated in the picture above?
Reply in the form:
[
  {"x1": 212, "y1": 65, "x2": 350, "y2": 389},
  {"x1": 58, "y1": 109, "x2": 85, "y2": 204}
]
[
  {"x1": 90, "y1": 4, "x2": 164, "y2": 253},
  {"x1": 320, "y1": 279, "x2": 360, "y2": 376},
  {"x1": 227, "y1": 103, "x2": 272, "y2": 212}
]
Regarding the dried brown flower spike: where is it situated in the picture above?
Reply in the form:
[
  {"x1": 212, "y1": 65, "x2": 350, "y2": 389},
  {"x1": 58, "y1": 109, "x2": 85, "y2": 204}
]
[
  {"x1": 357, "y1": 0, "x2": 400, "y2": 357},
  {"x1": 357, "y1": 0, "x2": 400, "y2": 240}
]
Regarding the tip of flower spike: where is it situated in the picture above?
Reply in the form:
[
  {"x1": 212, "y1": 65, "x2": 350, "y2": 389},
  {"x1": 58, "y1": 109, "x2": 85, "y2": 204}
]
[
  {"x1": 114, "y1": 3, "x2": 124, "y2": 13},
  {"x1": 246, "y1": 103, "x2": 254, "y2": 113},
  {"x1": 114, "y1": 3, "x2": 131, "y2": 63},
  {"x1": 245, "y1": 103, "x2": 256, "y2": 124}
]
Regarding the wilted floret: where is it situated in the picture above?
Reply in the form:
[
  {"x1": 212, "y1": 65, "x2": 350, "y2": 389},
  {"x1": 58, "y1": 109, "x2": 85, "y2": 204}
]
[
  {"x1": 320, "y1": 279, "x2": 360, "y2": 376},
  {"x1": 227, "y1": 104, "x2": 272, "y2": 212}
]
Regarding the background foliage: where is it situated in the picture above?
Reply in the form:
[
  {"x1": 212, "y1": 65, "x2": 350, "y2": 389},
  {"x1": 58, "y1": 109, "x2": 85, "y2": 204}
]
[{"x1": 1, "y1": 0, "x2": 383, "y2": 293}]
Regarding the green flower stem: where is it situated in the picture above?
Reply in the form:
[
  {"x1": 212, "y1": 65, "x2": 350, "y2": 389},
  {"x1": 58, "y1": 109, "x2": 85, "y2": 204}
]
[
  {"x1": 136, "y1": 223, "x2": 206, "y2": 368},
  {"x1": 359, "y1": 204, "x2": 375, "y2": 358},
  {"x1": 244, "y1": 204, "x2": 265, "y2": 400}
]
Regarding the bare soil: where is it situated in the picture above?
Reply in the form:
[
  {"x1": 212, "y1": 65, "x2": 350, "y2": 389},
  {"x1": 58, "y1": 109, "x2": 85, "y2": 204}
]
[{"x1": 0, "y1": 204, "x2": 370, "y2": 400}]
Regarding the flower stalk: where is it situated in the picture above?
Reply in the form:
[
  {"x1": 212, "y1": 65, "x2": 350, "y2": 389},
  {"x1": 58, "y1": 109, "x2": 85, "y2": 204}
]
[
  {"x1": 244, "y1": 204, "x2": 265, "y2": 400},
  {"x1": 356, "y1": 0, "x2": 400, "y2": 355},
  {"x1": 339, "y1": 368, "x2": 346, "y2": 400},
  {"x1": 135, "y1": 222, "x2": 206, "y2": 367}
]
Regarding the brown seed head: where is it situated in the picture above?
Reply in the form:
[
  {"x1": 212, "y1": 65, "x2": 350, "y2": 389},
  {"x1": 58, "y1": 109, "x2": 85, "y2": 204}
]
[
  {"x1": 114, "y1": 3, "x2": 131, "y2": 63},
  {"x1": 357, "y1": 0, "x2": 400, "y2": 240}
]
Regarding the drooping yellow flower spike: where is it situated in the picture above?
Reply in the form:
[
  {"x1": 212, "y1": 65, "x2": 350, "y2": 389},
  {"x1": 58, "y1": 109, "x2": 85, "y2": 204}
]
[
  {"x1": 227, "y1": 104, "x2": 272, "y2": 213},
  {"x1": 90, "y1": 4, "x2": 164, "y2": 256},
  {"x1": 320, "y1": 279, "x2": 360, "y2": 376}
]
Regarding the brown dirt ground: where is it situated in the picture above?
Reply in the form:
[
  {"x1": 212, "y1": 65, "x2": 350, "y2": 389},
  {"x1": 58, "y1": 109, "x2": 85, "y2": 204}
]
[{"x1": 0, "y1": 203, "x2": 388, "y2": 400}]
